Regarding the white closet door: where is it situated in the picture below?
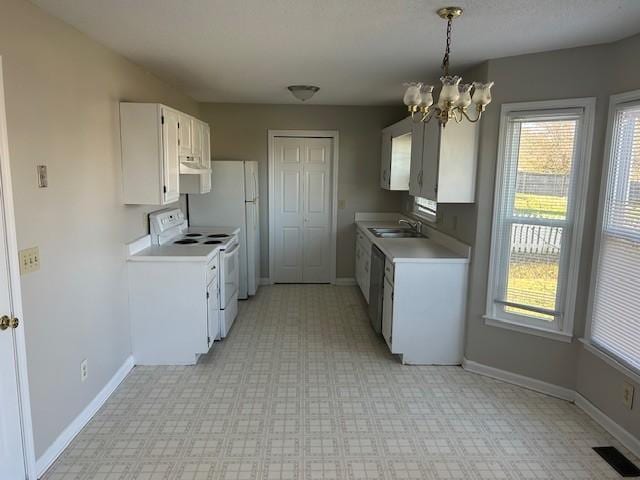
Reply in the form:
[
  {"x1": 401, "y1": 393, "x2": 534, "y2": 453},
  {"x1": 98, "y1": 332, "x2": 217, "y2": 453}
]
[
  {"x1": 274, "y1": 138, "x2": 304, "y2": 282},
  {"x1": 273, "y1": 137, "x2": 332, "y2": 283},
  {"x1": 302, "y1": 138, "x2": 332, "y2": 282}
]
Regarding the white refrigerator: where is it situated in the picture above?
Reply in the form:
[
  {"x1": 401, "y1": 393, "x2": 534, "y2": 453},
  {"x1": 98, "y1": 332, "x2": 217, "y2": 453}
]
[{"x1": 189, "y1": 160, "x2": 260, "y2": 298}]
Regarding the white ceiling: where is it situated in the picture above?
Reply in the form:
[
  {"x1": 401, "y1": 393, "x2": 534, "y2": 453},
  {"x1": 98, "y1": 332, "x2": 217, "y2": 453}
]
[{"x1": 31, "y1": 0, "x2": 640, "y2": 105}]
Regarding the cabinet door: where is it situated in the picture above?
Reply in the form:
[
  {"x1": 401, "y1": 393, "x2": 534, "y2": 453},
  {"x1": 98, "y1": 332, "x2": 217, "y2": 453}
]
[
  {"x1": 356, "y1": 242, "x2": 366, "y2": 294},
  {"x1": 382, "y1": 277, "x2": 393, "y2": 349},
  {"x1": 178, "y1": 114, "x2": 193, "y2": 156},
  {"x1": 161, "y1": 108, "x2": 180, "y2": 204},
  {"x1": 201, "y1": 123, "x2": 211, "y2": 169},
  {"x1": 408, "y1": 122, "x2": 425, "y2": 196},
  {"x1": 419, "y1": 119, "x2": 441, "y2": 201},
  {"x1": 380, "y1": 129, "x2": 392, "y2": 189},
  {"x1": 207, "y1": 281, "x2": 220, "y2": 345},
  {"x1": 192, "y1": 120, "x2": 203, "y2": 159}
]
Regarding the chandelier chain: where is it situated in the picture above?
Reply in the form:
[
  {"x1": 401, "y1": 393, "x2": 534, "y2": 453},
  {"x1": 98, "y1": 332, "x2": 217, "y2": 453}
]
[{"x1": 441, "y1": 16, "x2": 452, "y2": 77}]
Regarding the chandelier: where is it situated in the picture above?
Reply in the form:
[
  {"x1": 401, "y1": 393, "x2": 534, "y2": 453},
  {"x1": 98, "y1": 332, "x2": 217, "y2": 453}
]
[{"x1": 403, "y1": 6, "x2": 493, "y2": 125}]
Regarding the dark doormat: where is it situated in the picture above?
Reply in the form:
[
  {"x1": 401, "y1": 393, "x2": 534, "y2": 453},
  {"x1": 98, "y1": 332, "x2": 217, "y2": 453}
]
[{"x1": 593, "y1": 446, "x2": 640, "y2": 477}]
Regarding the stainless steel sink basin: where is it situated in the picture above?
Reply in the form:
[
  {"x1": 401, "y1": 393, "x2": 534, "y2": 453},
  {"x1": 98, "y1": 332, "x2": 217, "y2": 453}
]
[{"x1": 368, "y1": 227, "x2": 424, "y2": 238}]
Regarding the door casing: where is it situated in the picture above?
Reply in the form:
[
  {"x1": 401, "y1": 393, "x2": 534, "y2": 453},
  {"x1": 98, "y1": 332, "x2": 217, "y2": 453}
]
[{"x1": 268, "y1": 130, "x2": 339, "y2": 285}]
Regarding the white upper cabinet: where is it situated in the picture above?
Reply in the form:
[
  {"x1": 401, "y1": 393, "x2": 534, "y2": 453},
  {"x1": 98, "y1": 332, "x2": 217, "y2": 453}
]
[
  {"x1": 178, "y1": 113, "x2": 194, "y2": 157},
  {"x1": 179, "y1": 121, "x2": 212, "y2": 194},
  {"x1": 120, "y1": 103, "x2": 181, "y2": 205},
  {"x1": 380, "y1": 117, "x2": 413, "y2": 191},
  {"x1": 409, "y1": 118, "x2": 478, "y2": 203}
]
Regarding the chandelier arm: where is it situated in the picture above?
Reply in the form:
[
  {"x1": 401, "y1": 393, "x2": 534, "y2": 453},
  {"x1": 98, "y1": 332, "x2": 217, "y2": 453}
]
[
  {"x1": 421, "y1": 107, "x2": 438, "y2": 123},
  {"x1": 460, "y1": 107, "x2": 483, "y2": 123}
]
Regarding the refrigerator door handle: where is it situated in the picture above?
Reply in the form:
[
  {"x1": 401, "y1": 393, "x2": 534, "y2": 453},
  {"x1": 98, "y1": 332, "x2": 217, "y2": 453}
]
[{"x1": 252, "y1": 172, "x2": 258, "y2": 201}]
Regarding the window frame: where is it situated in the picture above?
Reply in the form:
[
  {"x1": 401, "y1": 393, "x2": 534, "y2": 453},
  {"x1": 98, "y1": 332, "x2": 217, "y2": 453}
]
[
  {"x1": 485, "y1": 98, "x2": 596, "y2": 342},
  {"x1": 584, "y1": 89, "x2": 640, "y2": 374}
]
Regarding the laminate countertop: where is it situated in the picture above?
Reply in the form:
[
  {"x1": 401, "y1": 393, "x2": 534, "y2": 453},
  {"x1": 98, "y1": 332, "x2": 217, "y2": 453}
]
[{"x1": 355, "y1": 221, "x2": 470, "y2": 264}]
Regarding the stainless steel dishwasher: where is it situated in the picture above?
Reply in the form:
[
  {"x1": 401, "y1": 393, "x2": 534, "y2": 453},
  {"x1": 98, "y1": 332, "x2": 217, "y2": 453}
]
[{"x1": 368, "y1": 245, "x2": 385, "y2": 334}]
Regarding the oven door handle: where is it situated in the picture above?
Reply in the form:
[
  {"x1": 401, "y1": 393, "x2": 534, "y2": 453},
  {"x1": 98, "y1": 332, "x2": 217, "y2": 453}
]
[{"x1": 224, "y1": 243, "x2": 239, "y2": 256}]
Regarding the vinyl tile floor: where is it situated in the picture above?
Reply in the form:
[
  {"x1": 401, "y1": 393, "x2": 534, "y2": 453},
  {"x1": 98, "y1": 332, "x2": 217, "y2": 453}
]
[{"x1": 43, "y1": 285, "x2": 634, "y2": 479}]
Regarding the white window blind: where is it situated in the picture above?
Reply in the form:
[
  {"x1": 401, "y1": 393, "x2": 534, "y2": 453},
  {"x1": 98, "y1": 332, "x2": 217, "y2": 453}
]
[
  {"x1": 590, "y1": 99, "x2": 640, "y2": 372},
  {"x1": 413, "y1": 196, "x2": 437, "y2": 220},
  {"x1": 487, "y1": 100, "x2": 594, "y2": 336}
]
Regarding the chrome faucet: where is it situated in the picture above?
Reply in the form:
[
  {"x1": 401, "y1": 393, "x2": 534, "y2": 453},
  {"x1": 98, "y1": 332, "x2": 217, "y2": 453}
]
[{"x1": 399, "y1": 218, "x2": 421, "y2": 233}]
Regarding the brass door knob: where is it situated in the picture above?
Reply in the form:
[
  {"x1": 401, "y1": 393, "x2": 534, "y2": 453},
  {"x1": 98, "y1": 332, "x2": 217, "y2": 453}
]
[{"x1": 0, "y1": 315, "x2": 19, "y2": 330}]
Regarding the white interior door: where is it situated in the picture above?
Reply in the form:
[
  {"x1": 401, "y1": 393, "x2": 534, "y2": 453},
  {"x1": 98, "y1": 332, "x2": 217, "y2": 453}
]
[
  {"x1": 302, "y1": 138, "x2": 332, "y2": 282},
  {"x1": 0, "y1": 62, "x2": 27, "y2": 478},
  {"x1": 273, "y1": 137, "x2": 332, "y2": 283}
]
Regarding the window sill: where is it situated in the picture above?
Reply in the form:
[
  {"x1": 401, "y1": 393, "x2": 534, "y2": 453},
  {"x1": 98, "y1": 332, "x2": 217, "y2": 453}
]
[
  {"x1": 578, "y1": 338, "x2": 640, "y2": 384},
  {"x1": 483, "y1": 315, "x2": 573, "y2": 343}
]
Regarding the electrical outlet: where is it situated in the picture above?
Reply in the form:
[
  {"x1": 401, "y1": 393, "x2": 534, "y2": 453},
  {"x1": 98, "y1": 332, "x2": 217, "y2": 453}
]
[
  {"x1": 623, "y1": 382, "x2": 634, "y2": 409},
  {"x1": 80, "y1": 359, "x2": 88, "y2": 382},
  {"x1": 19, "y1": 247, "x2": 40, "y2": 275}
]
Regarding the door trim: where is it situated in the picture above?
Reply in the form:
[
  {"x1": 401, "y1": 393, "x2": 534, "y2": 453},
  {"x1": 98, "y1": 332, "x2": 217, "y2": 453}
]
[
  {"x1": 0, "y1": 57, "x2": 37, "y2": 479},
  {"x1": 268, "y1": 130, "x2": 339, "y2": 284}
]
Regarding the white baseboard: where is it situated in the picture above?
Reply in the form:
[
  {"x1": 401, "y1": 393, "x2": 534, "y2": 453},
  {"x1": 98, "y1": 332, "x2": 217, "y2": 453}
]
[
  {"x1": 334, "y1": 277, "x2": 356, "y2": 286},
  {"x1": 462, "y1": 358, "x2": 575, "y2": 401},
  {"x1": 259, "y1": 277, "x2": 272, "y2": 286},
  {"x1": 462, "y1": 357, "x2": 640, "y2": 459},
  {"x1": 36, "y1": 355, "x2": 134, "y2": 477},
  {"x1": 575, "y1": 393, "x2": 640, "y2": 459}
]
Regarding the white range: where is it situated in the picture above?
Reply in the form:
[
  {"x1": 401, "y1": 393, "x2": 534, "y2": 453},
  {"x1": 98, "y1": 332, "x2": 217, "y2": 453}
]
[{"x1": 126, "y1": 208, "x2": 240, "y2": 365}]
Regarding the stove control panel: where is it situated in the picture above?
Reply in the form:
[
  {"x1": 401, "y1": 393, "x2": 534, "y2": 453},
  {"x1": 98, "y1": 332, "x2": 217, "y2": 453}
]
[{"x1": 149, "y1": 208, "x2": 187, "y2": 243}]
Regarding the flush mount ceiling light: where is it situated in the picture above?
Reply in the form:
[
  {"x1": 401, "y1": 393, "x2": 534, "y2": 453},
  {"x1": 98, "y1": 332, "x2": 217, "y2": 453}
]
[
  {"x1": 288, "y1": 85, "x2": 320, "y2": 102},
  {"x1": 403, "y1": 6, "x2": 494, "y2": 126}
]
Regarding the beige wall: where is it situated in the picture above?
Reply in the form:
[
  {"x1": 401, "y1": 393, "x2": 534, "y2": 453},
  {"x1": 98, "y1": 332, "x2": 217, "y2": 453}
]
[
  {"x1": 460, "y1": 36, "x2": 640, "y2": 438},
  {"x1": 0, "y1": 0, "x2": 198, "y2": 457},
  {"x1": 197, "y1": 103, "x2": 407, "y2": 278},
  {"x1": 573, "y1": 33, "x2": 640, "y2": 440}
]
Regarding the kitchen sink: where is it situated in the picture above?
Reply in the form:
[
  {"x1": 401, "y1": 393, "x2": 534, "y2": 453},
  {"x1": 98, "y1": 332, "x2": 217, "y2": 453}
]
[{"x1": 368, "y1": 227, "x2": 424, "y2": 238}]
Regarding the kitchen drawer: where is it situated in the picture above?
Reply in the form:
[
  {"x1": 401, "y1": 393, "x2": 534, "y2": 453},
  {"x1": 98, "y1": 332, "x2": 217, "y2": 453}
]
[
  {"x1": 384, "y1": 258, "x2": 394, "y2": 283},
  {"x1": 206, "y1": 253, "x2": 220, "y2": 285}
]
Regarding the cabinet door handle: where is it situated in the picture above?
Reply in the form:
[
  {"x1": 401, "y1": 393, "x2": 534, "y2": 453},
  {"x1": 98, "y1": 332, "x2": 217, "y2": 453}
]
[{"x1": 418, "y1": 170, "x2": 423, "y2": 187}]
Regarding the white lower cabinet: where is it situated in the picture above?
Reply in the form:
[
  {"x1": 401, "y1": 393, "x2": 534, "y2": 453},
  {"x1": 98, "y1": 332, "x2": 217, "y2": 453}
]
[
  {"x1": 128, "y1": 252, "x2": 220, "y2": 365},
  {"x1": 355, "y1": 230, "x2": 371, "y2": 302},
  {"x1": 354, "y1": 223, "x2": 468, "y2": 365},
  {"x1": 382, "y1": 276, "x2": 393, "y2": 349}
]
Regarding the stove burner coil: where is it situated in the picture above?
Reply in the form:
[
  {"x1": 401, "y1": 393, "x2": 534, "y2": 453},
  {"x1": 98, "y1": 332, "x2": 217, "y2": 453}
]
[{"x1": 174, "y1": 239, "x2": 199, "y2": 245}]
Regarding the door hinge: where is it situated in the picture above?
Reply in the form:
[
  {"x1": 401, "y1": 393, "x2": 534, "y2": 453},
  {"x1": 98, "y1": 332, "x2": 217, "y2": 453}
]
[
  {"x1": 163, "y1": 185, "x2": 167, "y2": 193},
  {"x1": 178, "y1": 122, "x2": 180, "y2": 129},
  {"x1": 161, "y1": 115, "x2": 164, "y2": 124},
  {"x1": 208, "y1": 336, "x2": 211, "y2": 344},
  {"x1": 434, "y1": 184, "x2": 438, "y2": 194},
  {"x1": 206, "y1": 292, "x2": 210, "y2": 299}
]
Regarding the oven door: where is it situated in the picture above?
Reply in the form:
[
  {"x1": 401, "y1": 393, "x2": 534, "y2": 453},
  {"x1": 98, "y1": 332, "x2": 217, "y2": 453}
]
[{"x1": 221, "y1": 241, "x2": 240, "y2": 308}]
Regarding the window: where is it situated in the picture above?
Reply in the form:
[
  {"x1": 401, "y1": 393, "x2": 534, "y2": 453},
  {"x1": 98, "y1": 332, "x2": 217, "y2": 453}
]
[
  {"x1": 588, "y1": 92, "x2": 640, "y2": 373},
  {"x1": 486, "y1": 99, "x2": 595, "y2": 338},
  {"x1": 413, "y1": 196, "x2": 437, "y2": 221}
]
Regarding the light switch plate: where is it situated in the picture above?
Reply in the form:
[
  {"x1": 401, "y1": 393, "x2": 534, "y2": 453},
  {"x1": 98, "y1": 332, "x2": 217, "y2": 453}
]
[
  {"x1": 19, "y1": 247, "x2": 40, "y2": 274},
  {"x1": 37, "y1": 165, "x2": 48, "y2": 188}
]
